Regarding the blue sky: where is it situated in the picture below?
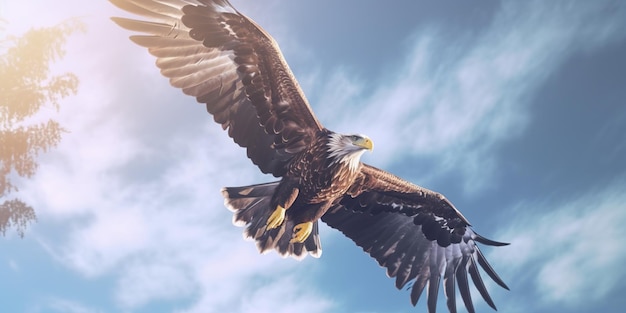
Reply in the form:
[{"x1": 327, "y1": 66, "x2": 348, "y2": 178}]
[{"x1": 1, "y1": 0, "x2": 626, "y2": 312}]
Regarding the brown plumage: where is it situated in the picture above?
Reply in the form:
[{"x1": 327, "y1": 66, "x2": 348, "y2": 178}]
[{"x1": 111, "y1": 1, "x2": 509, "y2": 312}]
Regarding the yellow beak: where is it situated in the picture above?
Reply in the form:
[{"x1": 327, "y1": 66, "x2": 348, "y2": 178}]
[{"x1": 355, "y1": 137, "x2": 374, "y2": 151}]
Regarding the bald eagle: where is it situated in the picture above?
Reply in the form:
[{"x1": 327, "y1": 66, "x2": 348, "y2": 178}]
[{"x1": 111, "y1": 0, "x2": 509, "y2": 312}]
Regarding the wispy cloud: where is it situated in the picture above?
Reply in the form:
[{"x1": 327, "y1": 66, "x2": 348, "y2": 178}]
[
  {"x1": 491, "y1": 177, "x2": 626, "y2": 311},
  {"x1": 115, "y1": 259, "x2": 197, "y2": 308},
  {"x1": 308, "y1": 0, "x2": 626, "y2": 192},
  {"x1": 7, "y1": 259, "x2": 19, "y2": 272},
  {"x1": 25, "y1": 116, "x2": 331, "y2": 311},
  {"x1": 43, "y1": 297, "x2": 103, "y2": 313},
  {"x1": 8, "y1": 1, "x2": 334, "y2": 312}
]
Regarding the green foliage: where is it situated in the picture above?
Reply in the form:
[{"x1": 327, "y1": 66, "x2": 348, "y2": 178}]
[{"x1": 0, "y1": 19, "x2": 83, "y2": 237}]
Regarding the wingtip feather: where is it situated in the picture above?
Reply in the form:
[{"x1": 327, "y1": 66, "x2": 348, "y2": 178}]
[
  {"x1": 474, "y1": 233, "x2": 509, "y2": 246},
  {"x1": 475, "y1": 247, "x2": 510, "y2": 290},
  {"x1": 468, "y1": 258, "x2": 498, "y2": 310},
  {"x1": 456, "y1": 260, "x2": 476, "y2": 313}
]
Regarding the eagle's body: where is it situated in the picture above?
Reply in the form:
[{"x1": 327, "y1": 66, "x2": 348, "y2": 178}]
[
  {"x1": 283, "y1": 130, "x2": 364, "y2": 207},
  {"x1": 227, "y1": 129, "x2": 371, "y2": 257},
  {"x1": 111, "y1": 1, "x2": 510, "y2": 312}
]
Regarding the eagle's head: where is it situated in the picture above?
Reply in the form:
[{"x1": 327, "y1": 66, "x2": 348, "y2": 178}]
[{"x1": 327, "y1": 133, "x2": 374, "y2": 172}]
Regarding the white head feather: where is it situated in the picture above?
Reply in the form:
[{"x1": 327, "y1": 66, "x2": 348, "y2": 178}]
[{"x1": 327, "y1": 133, "x2": 373, "y2": 172}]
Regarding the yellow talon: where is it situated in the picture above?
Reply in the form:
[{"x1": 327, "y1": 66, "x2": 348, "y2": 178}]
[
  {"x1": 266, "y1": 205, "x2": 286, "y2": 229},
  {"x1": 290, "y1": 222, "x2": 313, "y2": 243}
]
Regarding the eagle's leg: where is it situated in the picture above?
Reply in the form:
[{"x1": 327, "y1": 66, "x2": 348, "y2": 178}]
[
  {"x1": 266, "y1": 187, "x2": 299, "y2": 230},
  {"x1": 290, "y1": 222, "x2": 313, "y2": 243}
]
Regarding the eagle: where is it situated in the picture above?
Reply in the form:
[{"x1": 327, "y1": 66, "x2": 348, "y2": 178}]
[{"x1": 111, "y1": 0, "x2": 509, "y2": 312}]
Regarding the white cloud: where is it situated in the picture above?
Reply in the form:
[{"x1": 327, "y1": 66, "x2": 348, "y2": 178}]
[
  {"x1": 61, "y1": 205, "x2": 152, "y2": 277},
  {"x1": 235, "y1": 276, "x2": 333, "y2": 313},
  {"x1": 44, "y1": 297, "x2": 103, "y2": 313},
  {"x1": 116, "y1": 260, "x2": 197, "y2": 308},
  {"x1": 27, "y1": 120, "x2": 333, "y2": 310},
  {"x1": 5, "y1": 1, "x2": 333, "y2": 312},
  {"x1": 491, "y1": 179, "x2": 626, "y2": 309},
  {"x1": 181, "y1": 251, "x2": 333, "y2": 313},
  {"x1": 8, "y1": 259, "x2": 19, "y2": 272},
  {"x1": 309, "y1": 0, "x2": 626, "y2": 192}
]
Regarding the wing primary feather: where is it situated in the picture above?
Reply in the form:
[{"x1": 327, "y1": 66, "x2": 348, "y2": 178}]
[
  {"x1": 427, "y1": 272, "x2": 441, "y2": 313},
  {"x1": 392, "y1": 253, "x2": 414, "y2": 288},
  {"x1": 474, "y1": 233, "x2": 509, "y2": 246},
  {"x1": 410, "y1": 264, "x2": 431, "y2": 306},
  {"x1": 427, "y1": 246, "x2": 444, "y2": 313},
  {"x1": 456, "y1": 256, "x2": 475, "y2": 313},
  {"x1": 475, "y1": 247, "x2": 510, "y2": 290},
  {"x1": 468, "y1": 257, "x2": 498, "y2": 310},
  {"x1": 110, "y1": 0, "x2": 177, "y2": 21},
  {"x1": 444, "y1": 274, "x2": 457, "y2": 313},
  {"x1": 111, "y1": 17, "x2": 187, "y2": 38},
  {"x1": 393, "y1": 238, "x2": 422, "y2": 288},
  {"x1": 444, "y1": 248, "x2": 461, "y2": 313},
  {"x1": 128, "y1": 35, "x2": 198, "y2": 50}
]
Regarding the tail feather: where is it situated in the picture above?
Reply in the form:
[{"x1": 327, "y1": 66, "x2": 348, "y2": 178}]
[{"x1": 222, "y1": 182, "x2": 321, "y2": 259}]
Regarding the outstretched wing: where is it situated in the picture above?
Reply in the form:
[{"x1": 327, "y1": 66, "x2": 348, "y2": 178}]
[
  {"x1": 110, "y1": 0, "x2": 323, "y2": 176},
  {"x1": 322, "y1": 164, "x2": 509, "y2": 313}
]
